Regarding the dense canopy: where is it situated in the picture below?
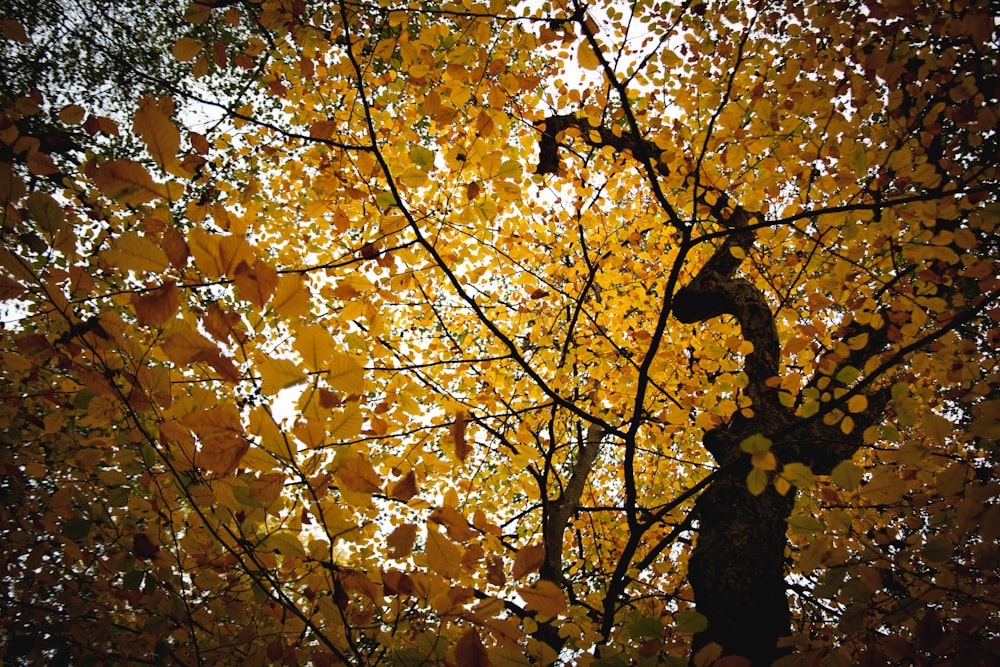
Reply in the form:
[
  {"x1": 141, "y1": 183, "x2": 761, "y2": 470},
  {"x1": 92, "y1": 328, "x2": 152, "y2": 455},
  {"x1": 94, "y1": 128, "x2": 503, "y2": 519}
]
[{"x1": 1, "y1": 0, "x2": 998, "y2": 665}]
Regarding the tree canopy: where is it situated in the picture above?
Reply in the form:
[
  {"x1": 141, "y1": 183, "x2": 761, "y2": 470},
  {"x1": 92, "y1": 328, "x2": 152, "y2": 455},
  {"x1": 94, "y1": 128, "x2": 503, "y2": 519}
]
[{"x1": 1, "y1": 0, "x2": 998, "y2": 665}]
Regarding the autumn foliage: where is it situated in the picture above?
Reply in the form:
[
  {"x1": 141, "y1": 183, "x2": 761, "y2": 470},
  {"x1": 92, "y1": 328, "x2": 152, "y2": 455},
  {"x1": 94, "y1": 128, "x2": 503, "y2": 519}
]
[{"x1": 1, "y1": 0, "x2": 998, "y2": 665}]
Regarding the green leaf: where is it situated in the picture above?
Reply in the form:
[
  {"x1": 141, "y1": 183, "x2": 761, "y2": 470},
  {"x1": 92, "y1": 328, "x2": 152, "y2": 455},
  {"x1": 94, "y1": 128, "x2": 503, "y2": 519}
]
[
  {"x1": 375, "y1": 191, "x2": 397, "y2": 208},
  {"x1": 62, "y1": 517, "x2": 93, "y2": 540},
  {"x1": 628, "y1": 613, "x2": 663, "y2": 640},
  {"x1": 787, "y1": 515, "x2": 824, "y2": 536},
  {"x1": 782, "y1": 462, "x2": 815, "y2": 487},
  {"x1": 739, "y1": 433, "x2": 772, "y2": 453},
  {"x1": 674, "y1": 608, "x2": 708, "y2": 634},
  {"x1": 122, "y1": 570, "x2": 145, "y2": 591},
  {"x1": 831, "y1": 460, "x2": 864, "y2": 491},
  {"x1": 26, "y1": 191, "x2": 64, "y2": 234},
  {"x1": 835, "y1": 365, "x2": 860, "y2": 385},
  {"x1": 409, "y1": 144, "x2": 435, "y2": 168},
  {"x1": 746, "y1": 467, "x2": 767, "y2": 495}
]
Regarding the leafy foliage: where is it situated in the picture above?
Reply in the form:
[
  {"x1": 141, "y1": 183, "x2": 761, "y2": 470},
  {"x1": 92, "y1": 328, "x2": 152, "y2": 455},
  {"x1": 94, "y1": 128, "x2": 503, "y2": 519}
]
[{"x1": 1, "y1": 0, "x2": 998, "y2": 665}]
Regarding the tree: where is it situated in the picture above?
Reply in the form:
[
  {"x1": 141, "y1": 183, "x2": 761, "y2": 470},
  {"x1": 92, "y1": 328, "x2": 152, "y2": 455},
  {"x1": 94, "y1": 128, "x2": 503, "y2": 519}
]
[{"x1": 1, "y1": 0, "x2": 998, "y2": 664}]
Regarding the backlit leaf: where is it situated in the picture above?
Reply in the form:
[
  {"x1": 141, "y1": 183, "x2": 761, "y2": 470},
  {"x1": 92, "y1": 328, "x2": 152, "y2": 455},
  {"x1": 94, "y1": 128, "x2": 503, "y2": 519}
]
[
  {"x1": 831, "y1": 460, "x2": 864, "y2": 491},
  {"x1": 133, "y1": 96, "x2": 181, "y2": 171},
  {"x1": 518, "y1": 580, "x2": 567, "y2": 618},
  {"x1": 172, "y1": 36, "x2": 204, "y2": 61},
  {"x1": 337, "y1": 456, "x2": 382, "y2": 494},
  {"x1": 674, "y1": 609, "x2": 709, "y2": 634},
  {"x1": 425, "y1": 525, "x2": 462, "y2": 579},
  {"x1": 131, "y1": 281, "x2": 179, "y2": 326},
  {"x1": 257, "y1": 357, "x2": 306, "y2": 395},
  {"x1": 103, "y1": 230, "x2": 170, "y2": 273}
]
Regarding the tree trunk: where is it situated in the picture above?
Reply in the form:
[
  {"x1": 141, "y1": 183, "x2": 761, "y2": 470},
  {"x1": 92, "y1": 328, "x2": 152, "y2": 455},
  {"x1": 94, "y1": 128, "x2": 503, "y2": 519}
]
[{"x1": 688, "y1": 458, "x2": 794, "y2": 666}]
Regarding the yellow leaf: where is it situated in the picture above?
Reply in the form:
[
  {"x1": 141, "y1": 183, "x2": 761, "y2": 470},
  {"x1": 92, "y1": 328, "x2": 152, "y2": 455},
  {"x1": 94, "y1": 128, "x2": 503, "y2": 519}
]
[
  {"x1": 746, "y1": 467, "x2": 767, "y2": 496},
  {"x1": 751, "y1": 450, "x2": 777, "y2": 471},
  {"x1": 577, "y1": 39, "x2": 600, "y2": 70},
  {"x1": 518, "y1": 580, "x2": 567, "y2": 618},
  {"x1": 425, "y1": 525, "x2": 462, "y2": 579},
  {"x1": 861, "y1": 467, "x2": 908, "y2": 504},
  {"x1": 91, "y1": 159, "x2": 178, "y2": 205},
  {"x1": 133, "y1": 96, "x2": 181, "y2": 171},
  {"x1": 847, "y1": 394, "x2": 868, "y2": 413},
  {"x1": 161, "y1": 322, "x2": 219, "y2": 364},
  {"x1": 172, "y1": 36, "x2": 204, "y2": 62},
  {"x1": 294, "y1": 324, "x2": 338, "y2": 370},
  {"x1": 781, "y1": 462, "x2": 814, "y2": 487},
  {"x1": 271, "y1": 273, "x2": 313, "y2": 320},
  {"x1": 327, "y1": 404, "x2": 363, "y2": 440},
  {"x1": 102, "y1": 230, "x2": 170, "y2": 273},
  {"x1": 187, "y1": 229, "x2": 255, "y2": 279},
  {"x1": 399, "y1": 166, "x2": 429, "y2": 189},
  {"x1": 327, "y1": 352, "x2": 365, "y2": 393},
  {"x1": 257, "y1": 357, "x2": 306, "y2": 395},
  {"x1": 739, "y1": 433, "x2": 771, "y2": 453}
]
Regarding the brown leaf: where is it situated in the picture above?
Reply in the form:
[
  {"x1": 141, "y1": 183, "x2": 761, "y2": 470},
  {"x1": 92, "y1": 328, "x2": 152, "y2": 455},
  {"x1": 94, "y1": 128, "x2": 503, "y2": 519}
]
[
  {"x1": 381, "y1": 569, "x2": 413, "y2": 596},
  {"x1": 454, "y1": 628, "x2": 490, "y2": 667},
  {"x1": 162, "y1": 227, "x2": 189, "y2": 269},
  {"x1": 133, "y1": 533, "x2": 160, "y2": 560},
  {"x1": 451, "y1": 410, "x2": 470, "y2": 462},
  {"x1": 486, "y1": 556, "x2": 507, "y2": 586},
  {"x1": 391, "y1": 470, "x2": 418, "y2": 501},
  {"x1": 386, "y1": 523, "x2": 417, "y2": 560}
]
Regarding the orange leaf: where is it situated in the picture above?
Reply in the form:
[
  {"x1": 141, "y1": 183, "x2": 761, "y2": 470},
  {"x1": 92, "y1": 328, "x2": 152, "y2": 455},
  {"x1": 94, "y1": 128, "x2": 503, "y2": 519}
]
[
  {"x1": 429, "y1": 505, "x2": 476, "y2": 542},
  {"x1": 234, "y1": 259, "x2": 278, "y2": 308},
  {"x1": 451, "y1": 410, "x2": 470, "y2": 462},
  {"x1": 131, "y1": 281, "x2": 180, "y2": 326},
  {"x1": 336, "y1": 456, "x2": 382, "y2": 494},
  {"x1": 133, "y1": 96, "x2": 181, "y2": 171},
  {"x1": 425, "y1": 525, "x2": 462, "y2": 579},
  {"x1": 518, "y1": 580, "x2": 567, "y2": 618},
  {"x1": 511, "y1": 543, "x2": 546, "y2": 580}
]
